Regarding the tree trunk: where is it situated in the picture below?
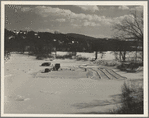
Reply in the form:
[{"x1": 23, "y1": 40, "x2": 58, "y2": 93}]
[
  {"x1": 135, "y1": 41, "x2": 138, "y2": 62},
  {"x1": 55, "y1": 50, "x2": 57, "y2": 58},
  {"x1": 141, "y1": 51, "x2": 143, "y2": 64},
  {"x1": 136, "y1": 50, "x2": 137, "y2": 62},
  {"x1": 72, "y1": 51, "x2": 77, "y2": 56},
  {"x1": 95, "y1": 51, "x2": 98, "y2": 60},
  {"x1": 121, "y1": 51, "x2": 126, "y2": 62},
  {"x1": 119, "y1": 51, "x2": 122, "y2": 61},
  {"x1": 141, "y1": 42, "x2": 143, "y2": 64}
]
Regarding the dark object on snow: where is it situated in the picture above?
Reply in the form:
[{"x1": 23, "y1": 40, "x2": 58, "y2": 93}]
[
  {"x1": 41, "y1": 62, "x2": 51, "y2": 66},
  {"x1": 41, "y1": 68, "x2": 52, "y2": 73},
  {"x1": 54, "y1": 63, "x2": 60, "y2": 71},
  {"x1": 52, "y1": 66, "x2": 56, "y2": 71},
  {"x1": 117, "y1": 62, "x2": 141, "y2": 72}
]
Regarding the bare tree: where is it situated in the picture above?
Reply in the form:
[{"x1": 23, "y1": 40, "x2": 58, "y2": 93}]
[{"x1": 113, "y1": 11, "x2": 143, "y2": 62}]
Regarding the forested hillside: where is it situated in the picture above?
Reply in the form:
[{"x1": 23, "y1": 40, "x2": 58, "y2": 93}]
[{"x1": 5, "y1": 29, "x2": 142, "y2": 54}]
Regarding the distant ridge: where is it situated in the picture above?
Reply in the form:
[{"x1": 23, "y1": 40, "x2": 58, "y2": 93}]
[{"x1": 66, "y1": 33, "x2": 97, "y2": 40}]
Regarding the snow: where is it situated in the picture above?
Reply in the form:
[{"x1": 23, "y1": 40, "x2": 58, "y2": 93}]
[{"x1": 4, "y1": 53, "x2": 143, "y2": 114}]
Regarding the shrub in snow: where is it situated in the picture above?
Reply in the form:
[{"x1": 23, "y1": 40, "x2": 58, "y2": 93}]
[{"x1": 41, "y1": 62, "x2": 51, "y2": 66}]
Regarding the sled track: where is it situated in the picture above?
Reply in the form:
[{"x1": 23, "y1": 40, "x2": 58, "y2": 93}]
[
  {"x1": 79, "y1": 65, "x2": 126, "y2": 80},
  {"x1": 106, "y1": 69, "x2": 127, "y2": 80},
  {"x1": 87, "y1": 68, "x2": 101, "y2": 79},
  {"x1": 100, "y1": 69, "x2": 116, "y2": 80},
  {"x1": 96, "y1": 69, "x2": 110, "y2": 80}
]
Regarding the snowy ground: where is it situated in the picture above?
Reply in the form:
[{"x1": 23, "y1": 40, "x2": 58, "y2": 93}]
[
  {"x1": 4, "y1": 53, "x2": 143, "y2": 114},
  {"x1": 55, "y1": 51, "x2": 142, "y2": 61}
]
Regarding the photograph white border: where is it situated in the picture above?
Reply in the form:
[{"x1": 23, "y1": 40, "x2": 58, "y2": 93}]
[{"x1": 1, "y1": 1, "x2": 148, "y2": 117}]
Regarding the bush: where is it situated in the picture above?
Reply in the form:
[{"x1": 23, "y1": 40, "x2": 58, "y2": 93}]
[
  {"x1": 55, "y1": 54, "x2": 89, "y2": 61},
  {"x1": 56, "y1": 54, "x2": 72, "y2": 59},
  {"x1": 36, "y1": 53, "x2": 53, "y2": 60},
  {"x1": 117, "y1": 62, "x2": 142, "y2": 71},
  {"x1": 94, "y1": 60, "x2": 121, "y2": 67},
  {"x1": 4, "y1": 51, "x2": 11, "y2": 61},
  {"x1": 112, "y1": 81, "x2": 143, "y2": 114},
  {"x1": 75, "y1": 55, "x2": 89, "y2": 61}
]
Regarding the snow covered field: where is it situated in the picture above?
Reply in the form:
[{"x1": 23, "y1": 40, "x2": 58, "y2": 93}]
[
  {"x1": 55, "y1": 51, "x2": 115, "y2": 60},
  {"x1": 4, "y1": 53, "x2": 143, "y2": 114},
  {"x1": 55, "y1": 51, "x2": 142, "y2": 61}
]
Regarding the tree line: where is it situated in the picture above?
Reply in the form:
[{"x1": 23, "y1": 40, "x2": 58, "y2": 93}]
[
  {"x1": 5, "y1": 28, "x2": 142, "y2": 61},
  {"x1": 5, "y1": 29, "x2": 141, "y2": 51}
]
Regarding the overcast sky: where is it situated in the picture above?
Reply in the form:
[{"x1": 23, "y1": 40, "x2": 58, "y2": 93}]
[{"x1": 5, "y1": 5, "x2": 143, "y2": 38}]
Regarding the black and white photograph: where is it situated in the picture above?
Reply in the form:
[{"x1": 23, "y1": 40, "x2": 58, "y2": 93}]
[{"x1": 1, "y1": 1, "x2": 148, "y2": 117}]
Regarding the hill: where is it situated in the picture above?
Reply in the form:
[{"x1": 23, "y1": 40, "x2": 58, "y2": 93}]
[{"x1": 66, "y1": 33, "x2": 97, "y2": 40}]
